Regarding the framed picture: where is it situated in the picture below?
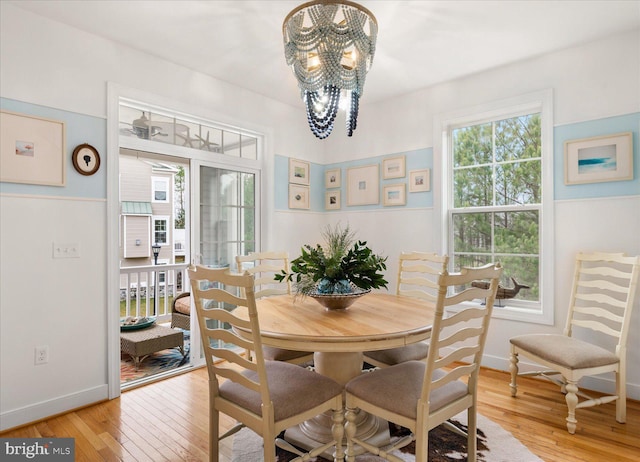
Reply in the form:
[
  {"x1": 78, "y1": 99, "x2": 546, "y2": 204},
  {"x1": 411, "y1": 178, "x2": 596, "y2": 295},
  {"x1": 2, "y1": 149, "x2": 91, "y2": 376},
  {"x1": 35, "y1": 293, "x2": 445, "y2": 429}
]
[
  {"x1": 289, "y1": 158, "x2": 310, "y2": 185},
  {"x1": 383, "y1": 183, "x2": 406, "y2": 206},
  {"x1": 564, "y1": 132, "x2": 633, "y2": 185},
  {"x1": 409, "y1": 169, "x2": 430, "y2": 192},
  {"x1": 325, "y1": 190, "x2": 341, "y2": 210},
  {"x1": 347, "y1": 164, "x2": 379, "y2": 206},
  {"x1": 325, "y1": 168, "x2": 341, "y2": 188},
  {"x1": 288, "y1": 184, "x2": 310, "y2": 209},
  {"x1": 382, "y1": 155, "x2": 406, "y2": 179},
  {"x1": 0, "y1": 110, "x2": 66, "y2": 186}
]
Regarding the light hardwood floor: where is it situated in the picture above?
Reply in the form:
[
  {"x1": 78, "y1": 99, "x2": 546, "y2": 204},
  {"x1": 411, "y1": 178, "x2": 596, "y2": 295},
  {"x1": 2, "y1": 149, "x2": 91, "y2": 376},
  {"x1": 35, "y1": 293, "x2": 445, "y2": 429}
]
[{"x1": 2, "y1": 366, "x2": 639, "y2": 461}]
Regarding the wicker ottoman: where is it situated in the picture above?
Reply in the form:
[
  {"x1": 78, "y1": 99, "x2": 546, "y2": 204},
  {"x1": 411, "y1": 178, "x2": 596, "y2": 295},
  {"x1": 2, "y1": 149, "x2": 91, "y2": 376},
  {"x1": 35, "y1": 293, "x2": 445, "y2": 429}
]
[{"x1": 120, "y1": 324, "x2": 184, "y2": 369}]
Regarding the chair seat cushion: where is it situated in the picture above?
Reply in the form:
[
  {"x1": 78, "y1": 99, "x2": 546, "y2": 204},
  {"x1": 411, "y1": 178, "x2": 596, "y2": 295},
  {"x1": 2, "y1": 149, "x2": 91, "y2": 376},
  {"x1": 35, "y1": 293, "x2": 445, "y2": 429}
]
[
  {"x1": 510, "y1": 334, "x2": 618, "y2": 370},
  {"x1": 345, "y1": 360, "x2": 468, "y2": 420},
  {"x1": 262, "y1": 346, "x2": 311, "y2": 362},
  {"x1": 174, "y1": 296, "x2": 191, "y2": 315},
  {"x1": 364, "y1": 342, "x2": 429, "y2": 365},
  {"x1": 219, "y1": 361, "x2": 342, "y2": 422}
]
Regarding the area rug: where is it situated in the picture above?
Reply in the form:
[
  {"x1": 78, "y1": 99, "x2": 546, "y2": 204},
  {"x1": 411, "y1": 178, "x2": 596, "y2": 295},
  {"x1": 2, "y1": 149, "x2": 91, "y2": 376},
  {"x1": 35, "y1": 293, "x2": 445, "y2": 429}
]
[
  {"x1": 120, "y1": 330, "x2": 190, "y2": 383},
  {"x1": 231, "y1": 411, "x2": 543, "y2": 462}
]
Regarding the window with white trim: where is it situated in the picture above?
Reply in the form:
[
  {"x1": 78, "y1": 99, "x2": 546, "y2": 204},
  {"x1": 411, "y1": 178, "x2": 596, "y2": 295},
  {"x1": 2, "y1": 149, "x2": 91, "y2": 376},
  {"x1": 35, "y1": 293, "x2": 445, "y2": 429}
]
[
  {"x1": 152, "y1": 177, "x2": 169, "y2": 203},
  {"x1": 153, "y1": 217, "x2": 168, "y2": 245},
  {"x1": 441, "y1": 91, "x2": 554, "y2": 324}
]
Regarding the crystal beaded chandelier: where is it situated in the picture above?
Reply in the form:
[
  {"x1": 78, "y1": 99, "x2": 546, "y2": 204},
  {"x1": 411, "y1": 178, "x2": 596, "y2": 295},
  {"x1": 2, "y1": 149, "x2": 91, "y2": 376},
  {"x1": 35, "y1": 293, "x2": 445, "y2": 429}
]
[{"x1": 283, "y1": 0, "x2": 377, "y2": 139}]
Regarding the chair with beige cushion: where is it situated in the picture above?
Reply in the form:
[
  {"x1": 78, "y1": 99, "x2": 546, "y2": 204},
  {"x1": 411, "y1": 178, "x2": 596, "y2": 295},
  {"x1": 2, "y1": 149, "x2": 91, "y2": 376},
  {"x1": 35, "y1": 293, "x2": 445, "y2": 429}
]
[
  {"x1": 188, "y1": 265, "x2": 345, "y2": 462},
  {"x1": 364, "y1": 251, "x2": 449, "y2": 368},
  {"x1": 344, "y1": 263, "x2": 502, "y2": 462},
  {"x1": 236, "y1": 251, "x2": 314, "y2": 365},
  {"x1": 171, "y1": 291, "x2": 191, "y2": 330},
  {"x1": 510, "y1": 251, "x2": 640, "y2": 434}
]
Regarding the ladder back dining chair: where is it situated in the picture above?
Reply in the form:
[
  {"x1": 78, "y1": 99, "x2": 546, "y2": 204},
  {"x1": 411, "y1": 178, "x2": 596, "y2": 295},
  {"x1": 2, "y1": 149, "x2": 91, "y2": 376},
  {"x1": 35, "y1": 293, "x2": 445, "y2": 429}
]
[
  {"x1": 188, "y1": 265, "x2": 344, "y2": 462},
  {"x1": 236, "y1": 251, "x2": 314, "y2": 365},
  {"x1": 364, "y1": 251, "x2": 449, "y2": 368},
  {"x1": 344, "y1": 263, "x2": 503, "y2": 462},
  {"x1": 509, "y1": 251, "x2": 640, "y2": 434}
]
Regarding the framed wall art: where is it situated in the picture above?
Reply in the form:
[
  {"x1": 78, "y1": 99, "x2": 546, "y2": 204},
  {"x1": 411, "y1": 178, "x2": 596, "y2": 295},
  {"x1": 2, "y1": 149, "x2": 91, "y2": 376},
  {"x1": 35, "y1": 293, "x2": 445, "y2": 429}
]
[
  {"x1": 325, "y1": 168, "x2": 341, "y2": 188},
  {"x1": 409, "y1": 169, "x2": 430, "y2": 192},
  {"x1": 564, "y1": 132, "x2": 633, "y2": 185},
  {"x1": 383, "y1": 183, "x2": 406, "y2": 206},
  {"x1": 288, "y1": 184, "x2": 310, "y2": 209},
  {"x1": 347, "y1": 164, "x2": 379, "y2": 206},
  {"x1": 0, "y1": 110, "x2": 66, "y2": 186},
  {"x1": 382, "y1": 155, "x2": 405, "y2": 179},
  {"x1": 289, "y1": 158, "x2": 310, "y2": 185},
  {"x1": 325, "y1": 190, "x2": 341, "y2": 210}
]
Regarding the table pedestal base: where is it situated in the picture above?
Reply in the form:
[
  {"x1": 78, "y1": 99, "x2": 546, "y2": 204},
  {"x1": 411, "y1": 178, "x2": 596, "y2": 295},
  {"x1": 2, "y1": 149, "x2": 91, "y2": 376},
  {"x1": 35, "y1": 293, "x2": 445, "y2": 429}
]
[
  {"x1": 284, "y1": 415, "x2": 390, "y2": 459},
  {"x1": 283, "y1": 351, "x2": 390, "y2": 458}
]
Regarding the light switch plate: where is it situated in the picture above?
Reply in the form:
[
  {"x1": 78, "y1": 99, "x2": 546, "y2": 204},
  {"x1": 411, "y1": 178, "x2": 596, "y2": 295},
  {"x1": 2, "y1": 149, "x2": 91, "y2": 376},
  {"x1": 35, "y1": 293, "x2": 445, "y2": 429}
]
[{"x1": 53, "y1": 242, "x2": 80, "y2": 258}]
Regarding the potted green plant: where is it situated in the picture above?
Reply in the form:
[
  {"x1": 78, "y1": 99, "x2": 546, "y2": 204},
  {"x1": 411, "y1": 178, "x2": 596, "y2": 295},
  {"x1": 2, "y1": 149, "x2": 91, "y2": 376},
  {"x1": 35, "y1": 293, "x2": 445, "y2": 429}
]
[{"x1": 275, "y1": 224, "x2": 388, "y2": 307}]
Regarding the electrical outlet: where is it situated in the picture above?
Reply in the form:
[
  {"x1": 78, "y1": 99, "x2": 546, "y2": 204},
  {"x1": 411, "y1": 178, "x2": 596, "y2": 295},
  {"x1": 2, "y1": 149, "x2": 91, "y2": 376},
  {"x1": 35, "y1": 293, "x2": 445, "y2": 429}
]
[
  {"x1": 35, "y1": 345, "x2": 49, "y2": 365},
  {"x1": 52, "y1": 242, "x2": 80, "y2": 258}
]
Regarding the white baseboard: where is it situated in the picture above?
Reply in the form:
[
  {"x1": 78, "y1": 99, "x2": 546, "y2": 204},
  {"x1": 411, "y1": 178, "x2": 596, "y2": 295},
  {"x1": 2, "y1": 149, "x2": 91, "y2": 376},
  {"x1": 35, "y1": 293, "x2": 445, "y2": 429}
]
[
  {"x1": 0, "y1": 385, "x2": 108, "y2": 432},
  {"x1": 481, "y1": 353, "x2": 640, "y2": 401}
]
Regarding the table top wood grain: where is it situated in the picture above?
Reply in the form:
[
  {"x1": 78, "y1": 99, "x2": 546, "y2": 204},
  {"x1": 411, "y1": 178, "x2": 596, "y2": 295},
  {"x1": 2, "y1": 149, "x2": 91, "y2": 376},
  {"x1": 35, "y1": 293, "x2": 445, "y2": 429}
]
[{"x1": 234, "y1": 293, "x2": 435, "y2": 353}]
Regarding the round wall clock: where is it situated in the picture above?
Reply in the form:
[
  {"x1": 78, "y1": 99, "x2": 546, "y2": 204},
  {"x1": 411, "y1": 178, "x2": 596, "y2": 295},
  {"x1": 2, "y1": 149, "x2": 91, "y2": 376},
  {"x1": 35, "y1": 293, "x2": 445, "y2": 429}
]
[{"x1": 72, "y1": 143, "x2": 100, "y2": 176}]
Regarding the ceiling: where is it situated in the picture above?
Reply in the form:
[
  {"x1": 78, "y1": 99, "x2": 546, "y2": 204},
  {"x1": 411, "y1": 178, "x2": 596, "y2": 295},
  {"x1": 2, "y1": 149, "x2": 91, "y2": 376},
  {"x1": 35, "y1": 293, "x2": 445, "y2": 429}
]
[{"x1": 7, "y1": 1, "x2": 640, "y2": 108}]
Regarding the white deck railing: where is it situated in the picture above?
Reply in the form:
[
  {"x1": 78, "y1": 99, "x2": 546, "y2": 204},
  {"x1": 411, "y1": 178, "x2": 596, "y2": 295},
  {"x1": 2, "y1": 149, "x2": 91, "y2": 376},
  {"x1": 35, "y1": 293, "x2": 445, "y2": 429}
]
[{"x1": 119, "y1": 263, "x2": 190, "y2": 322}]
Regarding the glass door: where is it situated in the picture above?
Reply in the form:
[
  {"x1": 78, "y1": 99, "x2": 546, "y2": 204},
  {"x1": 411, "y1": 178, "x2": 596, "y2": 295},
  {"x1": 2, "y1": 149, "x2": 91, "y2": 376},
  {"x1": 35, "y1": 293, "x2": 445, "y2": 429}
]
[{"x1": 189, "y1": 161, "x2": 259, "y2": 359}]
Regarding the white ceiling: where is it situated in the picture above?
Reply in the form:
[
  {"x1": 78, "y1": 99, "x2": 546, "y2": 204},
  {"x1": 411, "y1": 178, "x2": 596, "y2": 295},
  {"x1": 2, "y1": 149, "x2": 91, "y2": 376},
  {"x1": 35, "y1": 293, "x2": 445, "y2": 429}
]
[{"x1": 7, "y1": 1, "x2": 640, "y2": 108}]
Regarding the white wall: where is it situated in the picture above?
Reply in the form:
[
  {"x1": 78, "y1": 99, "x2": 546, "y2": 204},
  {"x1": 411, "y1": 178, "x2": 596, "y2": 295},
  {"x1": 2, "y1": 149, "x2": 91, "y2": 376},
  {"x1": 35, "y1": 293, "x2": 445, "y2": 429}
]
[{"x1": 1, "y1": 2, "x2": 639, "y2": 431}]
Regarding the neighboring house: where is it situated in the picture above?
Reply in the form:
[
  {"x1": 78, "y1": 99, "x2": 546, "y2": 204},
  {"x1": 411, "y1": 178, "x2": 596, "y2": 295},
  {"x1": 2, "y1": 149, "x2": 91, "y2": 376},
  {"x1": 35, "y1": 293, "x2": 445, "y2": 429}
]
[
  {"x1": 119, "y1": 153, "x2": 180, "y2": 299},
  {"x1": 119, "y1": 152, "x2": 177, "y2": 268}
]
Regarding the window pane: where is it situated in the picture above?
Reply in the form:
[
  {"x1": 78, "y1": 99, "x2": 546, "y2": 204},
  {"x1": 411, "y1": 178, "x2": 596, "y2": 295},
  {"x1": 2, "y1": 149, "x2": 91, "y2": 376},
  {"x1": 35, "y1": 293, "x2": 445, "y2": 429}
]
[
  {"x1": 199, "y1": 125, "x2": 222, "y2": 152},
  {"x1": 498, "y1": 255, "x2": 539, "y2": 302},
  {"x1": 223, "y1": 131, "x2": 241, "y2": 157},
  {"x1": 453, "y1": 123, "x2": 492, "y2": 167},
  {"x1": 154, "y1": 220, "x2": 167, "y2": 244},
  {"x1": 495, "y1": 114, "x2": 541, "y2": 162},
  {"x1": 200, "y1": 166, "x2": 256, "y2": 270},
  {"x1": 148, "y1": 113, "x2": 174, "y2": 144},
  {"x1": 452, "y1": 253, "x2": 492, "y2": 272},
  {"x1": 494, "y1": 211, "x2": 539, "y2": 254},
  {"x1": 175, "y1": 117, "x2": 200, "y2": 149},
  {"x1": 453, "y1": 212, "x2": 492, "y2": 253},
  {"x1": 495, "y1": 161, "x2": 541, "y2": 205},
  {"x1": 241, "y1": 135, "x2": 258, "y2": 160},
  {"x1": 453, "y1": 166, "x2": 493, "y2": 207}
]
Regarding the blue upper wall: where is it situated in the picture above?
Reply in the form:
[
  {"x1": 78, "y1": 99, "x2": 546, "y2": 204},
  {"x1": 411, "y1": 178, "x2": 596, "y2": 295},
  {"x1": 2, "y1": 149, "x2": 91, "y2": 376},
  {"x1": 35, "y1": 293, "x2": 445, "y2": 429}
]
[
  {"x1": 1, "y1": 98, "x2": 107, "y2": 199},
  {"x1": 276, "y1": 112, "x2": 640, "y2": 211}
]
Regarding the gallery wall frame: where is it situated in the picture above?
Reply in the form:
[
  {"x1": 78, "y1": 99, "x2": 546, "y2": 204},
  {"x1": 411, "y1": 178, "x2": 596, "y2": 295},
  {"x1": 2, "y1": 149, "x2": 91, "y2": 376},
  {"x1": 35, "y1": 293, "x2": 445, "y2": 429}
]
[
  {"x1": 382, "y1": 155, "x2": 406, "y2": 179},
  {"x1": 564, "y1": 131, "x2": 633, "y2": 185},
  {"x1": 409, "y1": 169, "x2": 430, "y2": 192},
  {"x1": 325, "y1": 190, "x2": 341, "y2": 210},
  {"x1": 0, "y1": 110, "x2": 66, "y2": 186},
  {"x1": 288, "y1": 184, "x2": 310, "y2": 209},
  {"x1": 383, "y1": 183, "x2": 406, "y2": 206},
  {"x1": 347, "y1": 164, "x2": 379, "y2": 206},
  {"x1": 289, "y1": 158, "x2": 310, "y2": 185},
  {"x1": 325, "y1": 168, "x2": 341, "y2": 188}
]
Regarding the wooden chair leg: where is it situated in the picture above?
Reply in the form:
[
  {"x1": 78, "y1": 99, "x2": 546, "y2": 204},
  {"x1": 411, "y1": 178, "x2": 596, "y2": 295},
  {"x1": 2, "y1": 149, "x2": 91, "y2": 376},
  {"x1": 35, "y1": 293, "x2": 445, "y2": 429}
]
[
  {"x1": 344, "y1": 406, "x2": 357, "y2": 462},
  {"x1": 509, "y1": 347, "x2": 519, "y2": 397},
  {"x1": 331, "y1": 407, "x2": 345, "y2": 462},
  {"x1": 565, "y1": 380, "x2": 579, "y2": 434},
  {"x1": 616, "y1": 369, "x2": 626, "y2": 423},
  {"x1": 467, "y1": 406, "x2": 477, "y2": 462},
  {"x1": 210, "y1": 408, "x2": 219, "y2": 462}
]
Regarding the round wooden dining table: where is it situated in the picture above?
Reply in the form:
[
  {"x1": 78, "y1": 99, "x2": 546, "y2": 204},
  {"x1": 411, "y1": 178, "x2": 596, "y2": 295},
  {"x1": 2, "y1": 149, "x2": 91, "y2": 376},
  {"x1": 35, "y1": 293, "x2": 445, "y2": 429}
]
[{"x1": 234, "y1": 292, "x2": 436, "y2": 453}]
